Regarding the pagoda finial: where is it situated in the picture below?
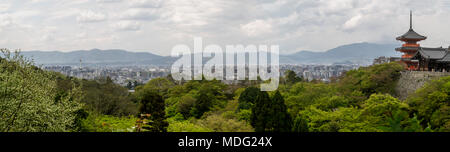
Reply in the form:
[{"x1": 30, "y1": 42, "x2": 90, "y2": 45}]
[{"x1": 410, "y1": 10, "x2": 412, "y2": 29}]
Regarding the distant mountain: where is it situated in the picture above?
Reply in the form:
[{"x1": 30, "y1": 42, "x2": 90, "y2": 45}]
[
  {"x1": 280, "y1": 42, "x2": 401, "y2": 65},
  {"x1": 22, "y1": 43, "x2": 401, "y2": 66},
  {"x1": 22, "y1": 49, "x2": 176, "y2": 66}
]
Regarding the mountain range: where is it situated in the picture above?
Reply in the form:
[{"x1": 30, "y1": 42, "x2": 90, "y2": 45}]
[{"x1": 22, "y1": 42, "x2": 401, "y2": 66}]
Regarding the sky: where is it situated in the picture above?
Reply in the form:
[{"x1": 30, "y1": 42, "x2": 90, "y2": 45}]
[{"x1": 0, "y1": 0, "x2": 450, "y2": 56}]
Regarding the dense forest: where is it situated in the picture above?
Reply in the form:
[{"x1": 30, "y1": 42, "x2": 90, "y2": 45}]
[{"x1": 1, "y1": 48, "x2": 449, "y2": 132}]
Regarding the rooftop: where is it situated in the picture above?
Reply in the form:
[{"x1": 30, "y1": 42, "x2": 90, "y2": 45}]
[{"x1": 396, "y1": 11, "x2": 427, "y2": 41}]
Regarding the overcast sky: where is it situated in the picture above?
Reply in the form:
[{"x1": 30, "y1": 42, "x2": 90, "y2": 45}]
[{"x1": 0, "y1": 0, "x2": 449, "y2": 55}]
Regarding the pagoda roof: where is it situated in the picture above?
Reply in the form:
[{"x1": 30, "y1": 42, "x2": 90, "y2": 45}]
[
  {"x1": 396, "y1": 28, "x2": 427, "y2": 41},
  {"x1": 395, "y1": 46, "x2": 420, "y2": 51},
  {"x1": 396, "y1": 11, "x2": 427, "y2": 41}
]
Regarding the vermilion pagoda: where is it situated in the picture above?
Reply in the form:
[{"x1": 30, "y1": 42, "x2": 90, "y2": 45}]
[{"x1": 395, "y1": 11, "x2": 450, "y2": 71}]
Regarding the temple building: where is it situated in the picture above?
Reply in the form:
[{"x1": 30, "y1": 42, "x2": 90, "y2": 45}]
[{"x1": 395, "y1": 11, "x2": 450, "y2": 72}]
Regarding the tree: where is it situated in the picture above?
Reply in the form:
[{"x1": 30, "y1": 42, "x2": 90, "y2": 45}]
[
  {"x1": 0, "y1": 49, "x2": 82, "y2": 132},
  {"x1": 126, "y1": 81, "x2": 133, "y2": 89},
  {"x1": 338, "y1": 62, "x2": 403, "y2": 96},
  {"x1": 176, "y1": 95, "x2": 196, "y2": 118},
  {"x1": 250, "y1": 91, "x2": 272, "y2": 132},
  {"x1": 284, "y1": 70, "x2": 302, "y2": 85},
  {"x1": 237, "y1": 87, "x2": 259, "y2": 111},
  {"x1": 407, "y1": 76, "x2": 450, "y2": 131},
  {"x1": 292, "y1": 115, "x2": 309, "y2": 132},
  {"x1": 141, "y1": 78, "x2": 174, "y2": 98},
  {"x1": 269, "y1": 91, "x2": 292, "y2": 132},
  {"x1": 137, "y1": 90, "x2": 168, "y2": 132},
  {"x1": 192, "y1": 90, "x2": 212, "y2": 118},
  {"x1": 79, "y1": 78, "x2": 137, "y2": 117}
]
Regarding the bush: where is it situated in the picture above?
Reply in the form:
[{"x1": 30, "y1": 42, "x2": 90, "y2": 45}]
[
  {"x1": 407, "y1": 76, "x2": 450, "y2": 131},
  {"x1": 0, "y1": 49, "x2": 82, "y2": 132},
  {"x1": 80, "y1": 114, "x2": 136, "y2": 132}
]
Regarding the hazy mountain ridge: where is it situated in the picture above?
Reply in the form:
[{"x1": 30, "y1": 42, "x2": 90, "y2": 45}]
[
  {"x1": 22, "y1": 43, "x2": 401, "y2": 66},
  {"x1": 22, "y1": 49, "x2": 176, "y2": 65},
  {"x1": 280, "y1": 42, "x2": 401, "y2": 65}
]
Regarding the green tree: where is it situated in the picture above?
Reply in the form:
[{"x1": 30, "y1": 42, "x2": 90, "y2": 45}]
[
  {"x1": 0, "y1": 49, "x2": 82, "y2": 132},
  {"x1": 292, "y1": 114, "x2": 309, "y2": 132},
  {"x1": 192, "y1": 90, "x2": 212, "y2": 118},
  {"x1": 237, "y1": 87, "x2": 259, "y2": 111},
  {"x1": 250, "y1": 91, "x2": 272, "y2": 132},
  {"x1": 80, "y1": 78, "x2": 137, "y2": 117},
  {"x1": 407, "y1": 76, "x2": 450, "y2": 131},
  {"x1": 338, "y1": 62, "x2": 403, "y2": 96},
  {"x1": 269, "y1": 91, "x2": 292, "y2": 132},
  {"x1": 176, "y1": 95, "x2": 196, "y2": 118},
  {"x1": 137, "y1": 90, "x2": 168, "y2": 132},
  {"x1": 139, "y1": 78, "x2": 174, "y2": 99},
  {"x1": 284, "y1": 70, "x2": 302, "y2": 85}
]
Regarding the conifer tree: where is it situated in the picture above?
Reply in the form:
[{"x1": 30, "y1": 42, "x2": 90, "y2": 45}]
[
  {"x1": 250, "y1": 91, "x2": 272, "y2": 132},
  {"x1": 238, "y1": 87, "x2": 259, "y2": 111},
  {"x1": 270, "y1": 91, "x2": 292, "y2": 132},
  {"x1": 138, "y1": 90, "x2": 168, "y2": 132}
]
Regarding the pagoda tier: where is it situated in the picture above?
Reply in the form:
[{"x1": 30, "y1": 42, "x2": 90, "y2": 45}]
[{"x1": 396, "y1": 11, "x2": 427, "y2": 70}]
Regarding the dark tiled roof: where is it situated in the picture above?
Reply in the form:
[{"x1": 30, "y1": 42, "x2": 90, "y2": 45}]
[
  {"x1": 418, "y1": 47, "x2": 448, "y2": 59},
  {"x1": 437, "y1": 49, "x2": 450, "y2": 62},
  {"x1": 396, "y1": 29, "x2": 427, "y2": 40},
  {"x1": 395, "y1": 47, "x2": 420, "y2": 51}
]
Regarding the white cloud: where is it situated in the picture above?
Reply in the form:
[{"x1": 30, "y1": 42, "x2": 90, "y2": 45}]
[
  {"x1": 0, "y1": 3, "x2": 10, "y2": 12},
  {"x1": 0, "y1": 14, "x2": 13, "y2": 31},
  {"x1": 0, "y1": 0, "x2": 449, "y2": 55},
  {"x1": 76, "y1": 10, "x2": 106, "y2": 23},
  {"x1": 241, "y1": 20, "x2": 273, "y2": 37},
  {"x1": 119, "y1": 8, "x2": 157, "y2": 20},
  {"x1": 343, "y1": 14, "x2": 363, "y2": 30},
  {"x1": 113, "y1": 21, "x2": 141, "y2": 31}
]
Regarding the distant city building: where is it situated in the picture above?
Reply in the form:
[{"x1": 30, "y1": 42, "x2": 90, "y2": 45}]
[
  {"x1": 373, "y1": 56, "x2": 401, "y2": 65},
  {"x1": 395, "y1": 11, "x2": 450, "y2": 72}
]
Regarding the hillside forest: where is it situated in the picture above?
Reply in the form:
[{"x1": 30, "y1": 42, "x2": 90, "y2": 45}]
[{"x1": 1, "y1": 49, "x2": 449, "y2": 132}]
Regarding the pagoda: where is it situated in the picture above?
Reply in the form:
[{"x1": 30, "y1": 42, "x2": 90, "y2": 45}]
[{"x1": 395, "y1": 11, "x2": 427, "y2": 70}]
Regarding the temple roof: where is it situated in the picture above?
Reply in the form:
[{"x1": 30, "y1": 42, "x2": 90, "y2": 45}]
[
  {"x1": 396, "y1": 29, "x2": 427, "y2": 41},
  {"x1": 396, "y1": 11, "x2": 427, "y2": 41},
  {"x1": 395, "y1": 46, "x2": 420, "y2": 51},
  {"x1": 437, "y1": 49, "x2": 450, "y2": 62},
  {"x1": 414, "y1": 47, "x2": 449, "y2": 59}
]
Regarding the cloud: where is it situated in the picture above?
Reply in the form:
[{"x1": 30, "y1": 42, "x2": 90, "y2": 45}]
[
  {"x1": 0, "y1": 14, "x2": 13, "y2": 32},
  {"x1": 97, "y1": 0, "x2": 122, "y2": 3},
  {"x1": 128, "y1": 0, "x2": 163, "y2": 8},
  {"x1": 241, "y1": 20, "x2": 273, "y2": 37},
  {"x1": 342, "y1": 14, "x2": 363, "y2": 30},
  {"x1": 76, "y1": 10, "x2": 107, "y2": 23},
  {"x1": 113, "y1": 21, "x2": 141, "y2": 31},
  {"x1": 1, "y1": 0, "x2": 450, "y2": 55},
  {"x1": 119, "y1": 8, "x2": 158, "y2": 20},
  {"x1": 0, "y1": 3, "x2": 10, "y2": 12}
]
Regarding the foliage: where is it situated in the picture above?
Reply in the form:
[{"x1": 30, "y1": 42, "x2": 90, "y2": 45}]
[
  {"x1": 250, "y1": 90, "x2": 292, "y2": 132},
  {"x1": 292, "y1": 114, "x2": 309, "y2": 132},
  {"x1": 195, "y1": 114, "x2": 254, "y2": 132},
  {"x1": 407, "y1": 76, "x2": 450, "y2": 131},
  {"x1": 0, "y1": 49, "x2": 83, "y2": 132},
  {"x1": 338, "y1": 62, "x2": 403, "y2": 96},
  {"x1": 136, "y1": 89, "x2": 168, "y2": 132},
  {"x1": 78, "y1": 78, "x2": 138, "y2": 117},
  {"x1": 237, "y1": 87, "x2": 259, "y2": 111},
  {"x1": 283, "y1": 70, "x2": 303, "y2": 85},
  {"x1": 167, "y1": 118, "x2": 212, "y2": 132},
  {"x1": 269, "y1": 91, "x2": 292, "y2": 132},
  {"x1": 80, "y1": 113, "x2": 136, "y2": 132}
]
